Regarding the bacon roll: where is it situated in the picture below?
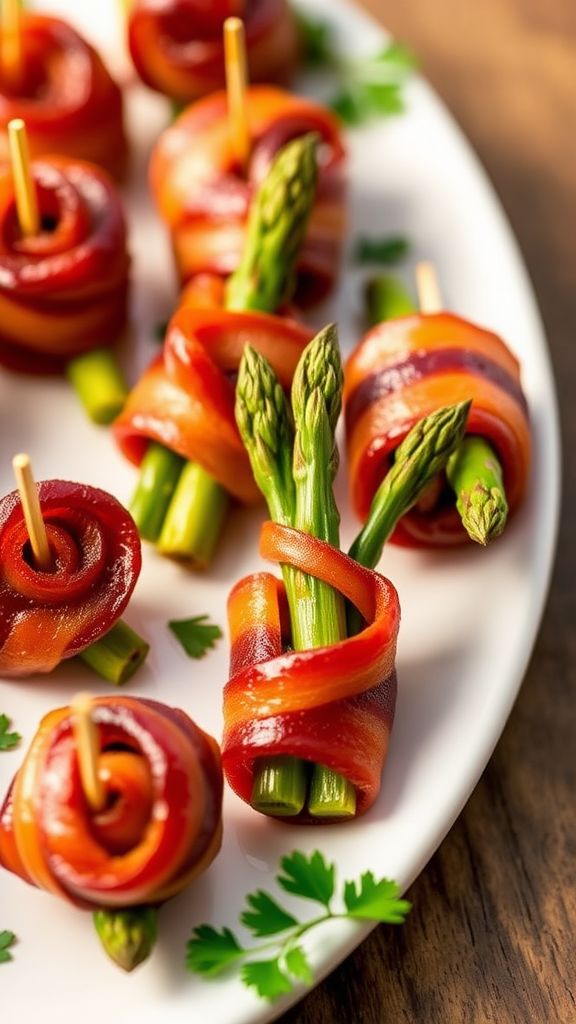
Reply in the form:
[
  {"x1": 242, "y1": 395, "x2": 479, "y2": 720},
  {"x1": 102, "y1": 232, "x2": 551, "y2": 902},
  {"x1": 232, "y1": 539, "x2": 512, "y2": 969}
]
[
  {"x1": 345, "y1": 312, "x2": 531, "y2": 546},
  {"x1": 0, "y1": 696, "x2": 223, "y2": 907},
  {"x1": 128, "y1": 0, "x2": 300, "y2": 103},
  {"x1": 0, "y1": 155, "x2": 129, "y2": 373},
  {"x1": 0, "y1": 14, "x2": 127, "y2": 179},
  {"x1": 223, "y1": 521, "x2": 401, "y2": 820},
  {"x1": 149, "y1": 86, "x2": 346, "y2": 306},
  {"x1": 113, "y1": 300, "x2": 313, "y2": 503},
  {"x1": 0, "y1": 480, "x2": 141, "y2": 677}
]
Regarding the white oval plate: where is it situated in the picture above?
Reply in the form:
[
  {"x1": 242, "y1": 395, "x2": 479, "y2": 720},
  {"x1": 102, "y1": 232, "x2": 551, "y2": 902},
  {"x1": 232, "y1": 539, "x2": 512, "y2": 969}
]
[{"x1": 0, "y1": 0, "x2": 560, "y2": 1021}]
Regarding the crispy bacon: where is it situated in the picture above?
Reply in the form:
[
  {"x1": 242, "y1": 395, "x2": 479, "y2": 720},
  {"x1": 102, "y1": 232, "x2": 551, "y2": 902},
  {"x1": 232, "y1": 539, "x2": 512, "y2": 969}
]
[
  {"x1": 223, "y1": 522, "x2": 401, "y2": 820},
  {"x1": 128, "y1": 0, "x2": 300, "y2": 102},
  {"x1": 344, "y1": 312, "x2": 532, "y2": 546},
  {"x1": 0, "y1": 14, "x2": 126, "y2": 179},
  {"x1": 113, "y1": 301, "x2": 313, "y2": 503},
  {"x1": 0, "y1": 156, "x2": 129, "y2": 373},
  {"x1": 0, "y1": 480, "x2": 141, "y2": 677},
  {"x1": 0, "y1": 696, "x2": 222, "y2": 907}
]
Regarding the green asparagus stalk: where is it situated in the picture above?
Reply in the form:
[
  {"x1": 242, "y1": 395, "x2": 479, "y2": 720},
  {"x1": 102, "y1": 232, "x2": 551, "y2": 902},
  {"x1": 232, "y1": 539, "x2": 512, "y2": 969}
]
[
  {"x1": 446, "y1": 436, "x2": 509, "y2": 545},
  {"x1": 93, "y1": 907, "x2": 157, "y2": 972},
  {"x1": 130, "y1": 443, "x2": 185, "y2": 543},
  {"x1": 226, "y1": 132, "x2": 319, "y2": 312},
  {"x1": 364, "y1": 273, "x2": 510, "y2": 544},
  {"x1": 236, "y1": 328, "x2": 355, "y2": 818},
  {"x1": 131, "y1": 133, "x2": 320, "y2": 565},
  {"x1": 366, "y1": 274, "x2": 416, "y2": 325},
  {"x1": 67, "y1": 348, "x2": 129, "y2": 425},
  {"x1": 78, "y1": 620, "x2": 150, "y2": 685}
]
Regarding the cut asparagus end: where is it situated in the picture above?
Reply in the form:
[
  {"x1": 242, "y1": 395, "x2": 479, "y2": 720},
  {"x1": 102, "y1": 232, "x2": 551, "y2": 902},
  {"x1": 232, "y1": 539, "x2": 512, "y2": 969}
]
[
  {"x1": 365, "y1": 275, "x2": 416, "y2": 326},
  {"x1": 129, "y1": 443, "x2": 185, "y2": 543},
  {"x1": 251, "y1": 756, "x2": 309, "y2": 816},
  {"x1": 157, "y1": 460, "x2": 230, "y2": 566},
  {"x1": 67, "y1": 347, "x2": 129, "y2": 425},
  {"x1": 78, "y1": 620, "x2": 150, "y2": 685},
  {"x1": 447, "y1": 436, "x2": 509, "y2": 545},
  {"x1": 307, "y1": 765, "x2": 357, "y2": 819},
  {"x1": 93, "y1": 907, "x2": 157, "y2": 972}
]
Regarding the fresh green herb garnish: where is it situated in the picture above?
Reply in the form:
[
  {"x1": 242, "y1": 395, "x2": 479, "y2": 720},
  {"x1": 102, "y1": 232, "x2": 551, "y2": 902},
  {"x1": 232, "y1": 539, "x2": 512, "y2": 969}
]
[
  {"x1": 0, "y1": 715, "x2": 20, "y2": 751},
  {"x1": 168, "y1": 615, "x2": 223, "y2": 659},
  {"x1": 0, "y1": 932, "x2": 16, "y2": 964},
  {"x1": 354, "y1": 234, "x2": 410, "y2": 266},
  {"x1": 331, "y1": 42, "x2": 416, "y2": 125},
  {"x1": 186, "y1": 849, "x2": 410, "y2": 1002},
  {"x1": 296, "y1": 11, "x2": 416, "y2": 126}
]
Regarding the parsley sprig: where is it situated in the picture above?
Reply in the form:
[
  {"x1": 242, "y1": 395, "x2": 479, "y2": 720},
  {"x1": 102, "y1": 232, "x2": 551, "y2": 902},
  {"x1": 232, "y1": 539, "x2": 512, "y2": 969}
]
[
  {"x1": 168, "y1": 615, "x2": 222, "y2": 659},
  {"x1": 296, "y1": 10, "x2": 416, "y2": 126},
  {"x1": 186, "y1": 850, "x2": 411, "y2": 1001},
  {"x1": 0, "y1": 714, "x2": 20, "y2": 752},
  {"x1": 0, "y1": 932, "x2": 16, "y2": 964}
]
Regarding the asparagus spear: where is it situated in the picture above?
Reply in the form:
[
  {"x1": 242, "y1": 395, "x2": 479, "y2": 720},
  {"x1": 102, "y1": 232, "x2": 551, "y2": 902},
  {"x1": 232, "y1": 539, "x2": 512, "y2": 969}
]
[
  {"x1": 237, "y1": 327, "x2": 354, "y2": 818},
  {"x1": 365, "y1": 272, "x2": 509, "y2": 544},
  {"x1": 93, "y1": 907, "x2": 157, "y2": 972},
  {"x1": 67, "y1": 347, "x2": 129, "y2": 426},
  {"x1": 131, "y1": 133, "x2": 320, "y2": 565}
]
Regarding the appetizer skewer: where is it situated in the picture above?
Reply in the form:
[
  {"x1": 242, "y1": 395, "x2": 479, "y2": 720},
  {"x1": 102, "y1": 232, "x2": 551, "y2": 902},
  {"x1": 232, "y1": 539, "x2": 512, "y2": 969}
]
[
  {"x1": 0, "y1": 119, "x2": 130, "y2": 423},
  {"x1": 150, "y1": 83, "x2": 345, "y2": 306},
  {"x1": 114, "y1": 132, "x2": 318, "y2": 566},
  {"x1": 0, "y1": 9, "x2": 127, "y2": 179},
  {"x1": 345, "y1": 264, "x2": 531, "y2": 547},
  {"x1": 127, "y1": 0, "x2": 299, "y2": 104},
  {"x1": 0, "y1": 692, "x2": 223, "y2": 970},
  {"x1": 0, "y1": 455, "x2": 148, "y2": 683},
  {"x1": 228, "y1": 327, "x2": 470, "y2": 820}
]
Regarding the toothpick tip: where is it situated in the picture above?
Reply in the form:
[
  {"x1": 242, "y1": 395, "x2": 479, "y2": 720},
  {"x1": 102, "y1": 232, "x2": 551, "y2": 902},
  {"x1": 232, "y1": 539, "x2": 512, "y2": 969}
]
[
  {"x1": 224, "y1": 16, "x2": 243, "y2": 32},
  {"x1": 12, "y1": 452, "x2": 30, "y2": 470}
]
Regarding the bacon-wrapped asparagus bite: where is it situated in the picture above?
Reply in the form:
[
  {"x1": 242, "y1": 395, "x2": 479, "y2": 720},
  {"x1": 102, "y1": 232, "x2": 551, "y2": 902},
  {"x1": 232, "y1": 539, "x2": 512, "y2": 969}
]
[
  {"x1": 0, "y1": 695, "x2": 223, "y2": 970},
  {"x1": 345, "y1": 273, "x2": 531, "y2": 547},
  {"x1": 0, "y1": 475, "x2": 148, "y2": 683},
  {"x1": 150, "y1": 86, "x2": 345, "y2": 306},
  {"x1": 128, "y1": 0, "x2": 299, "y2": 103},
  {"x1": 0, "y1": 13, "x2": 127, "y2": 179},
  {"x1": 226, "y1": 326, "x2": 470, "y2": 820},
  {"x1": 114, "y1": 134, "x2": 318, "y2": 567},
  {"x1": 0, "y1": 129, "x2": 130, "y2": 423}
]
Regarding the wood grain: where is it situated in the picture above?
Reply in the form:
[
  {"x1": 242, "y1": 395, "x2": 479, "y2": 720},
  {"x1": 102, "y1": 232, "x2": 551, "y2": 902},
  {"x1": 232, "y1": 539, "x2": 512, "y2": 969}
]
[{"x1": 281, "y1": 2, "x2": 575, "y2": 1021}]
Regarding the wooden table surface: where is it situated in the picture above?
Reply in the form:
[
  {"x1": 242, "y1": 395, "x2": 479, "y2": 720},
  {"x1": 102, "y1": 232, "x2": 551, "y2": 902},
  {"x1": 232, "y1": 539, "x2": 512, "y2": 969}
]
[{"x1": 282, "y1": 2, "x2": 575, "y2": 1021}]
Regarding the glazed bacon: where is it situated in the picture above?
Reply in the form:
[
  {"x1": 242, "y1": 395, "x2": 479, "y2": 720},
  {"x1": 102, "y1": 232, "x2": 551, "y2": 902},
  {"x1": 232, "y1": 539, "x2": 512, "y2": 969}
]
[
  {"x1": 0, "y1": 155, "x2": 129, "y2": 373},
  {"x1": 113, "y1": 298, "x2": 313, "y2": 503},
  {"x1": 0, "y1": 480, "x2": 141, "y2": 677},
  {"x1": 0, "y1": 14, "x2": 127, "y2": 179},
  {"x1": 0, "y1": 696, "x2": 223, "y2": 907},
  {"x1": 223, "y1": 522, "x2": 401, "y2": 820},
  {"x1": 128, "y1": 0, "x2": 299, "y2": 103},
  {"x1": 150, "y1": 86, "x2": 346, "y2": 306},
  {"x1": 344, "y1": 312, "x2": 532, "y2": 546}
]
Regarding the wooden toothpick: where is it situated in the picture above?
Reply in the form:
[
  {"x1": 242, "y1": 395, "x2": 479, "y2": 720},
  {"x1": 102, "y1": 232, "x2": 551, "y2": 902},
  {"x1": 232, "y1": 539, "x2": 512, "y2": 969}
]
[
  {"x1": 224, "y1": 17, "x2": 250, "y2": 172},
  {"x1": 12, "y1": 453, "x2": 51, "y2": 570},
  {"x1": 1, "y1": 0, "x2": 22, "y2": 85},
  {"x1": 8, "y1": 118, "x2": 39, "y2": 237},
  {"x1": 71, "y1": 693, "x2": 106, "y2": 814},
  {"x1": 415, "y1": 260, "x2": 442, "y2": 314}
]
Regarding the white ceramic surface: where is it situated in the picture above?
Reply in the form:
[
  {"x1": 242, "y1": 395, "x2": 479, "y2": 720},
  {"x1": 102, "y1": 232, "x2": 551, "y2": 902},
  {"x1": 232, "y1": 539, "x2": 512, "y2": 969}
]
[{"x1": 0, "y1": 1, "x2": 560, "y2": 1022}]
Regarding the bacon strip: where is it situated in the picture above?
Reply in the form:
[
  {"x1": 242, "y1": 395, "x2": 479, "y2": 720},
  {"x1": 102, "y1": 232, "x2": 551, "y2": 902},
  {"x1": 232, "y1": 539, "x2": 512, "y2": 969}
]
[
  {"x1": 113, "y1": 302, "x2": 313, "y2": 503},
  {"x1": 0, "y1": 481, "x2": 141, "y2": 677},
  {"x1": 0, "y1": 14, "x2": 126, "y2": 179},
  {"x1": 223, "y1": 522, "x2": 401, "y2": 820},
  {"x1": 0, "y1": 157, "x2": 129, "y2": 373},
  {"x1": 149, "y1": 85, "x2": 346, "y2": 306},
  {"x1": 128, "y1": 0, "x2": 300, "y2": 103},
  {"x1": 0, "y1": 697, "x2": 222, "y2": 907},
  {"x1": 344, "y1": 312, "x2": 532, "y2": 546}
]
